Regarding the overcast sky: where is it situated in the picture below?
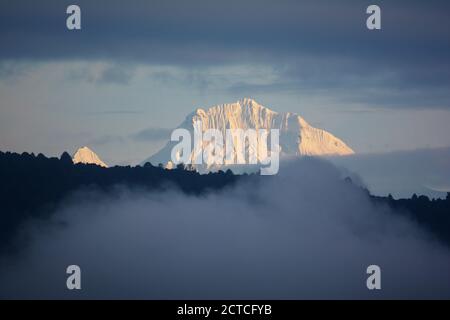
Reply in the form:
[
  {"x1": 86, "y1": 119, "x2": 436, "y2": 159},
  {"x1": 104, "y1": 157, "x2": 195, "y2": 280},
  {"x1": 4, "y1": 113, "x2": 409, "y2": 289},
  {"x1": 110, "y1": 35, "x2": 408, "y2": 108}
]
[{"x1": 1, "y1": 0, "x2": 450, "y2": 165}]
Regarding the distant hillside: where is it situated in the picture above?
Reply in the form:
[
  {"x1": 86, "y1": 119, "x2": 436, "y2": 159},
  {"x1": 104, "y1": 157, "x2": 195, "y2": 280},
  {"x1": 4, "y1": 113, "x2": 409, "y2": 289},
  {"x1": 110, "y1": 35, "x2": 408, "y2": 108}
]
[{"x1": 0, "y1": 150, "x2": 240, "y2": 252}]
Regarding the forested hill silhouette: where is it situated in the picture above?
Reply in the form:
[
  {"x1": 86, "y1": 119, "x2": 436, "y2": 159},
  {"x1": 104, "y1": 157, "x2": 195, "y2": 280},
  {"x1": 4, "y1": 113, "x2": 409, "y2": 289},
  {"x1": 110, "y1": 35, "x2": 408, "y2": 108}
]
[
  {"x1": 0, "y1": 151, "x2": 449, "y2": 252},
  {"x1": 372, "y1": 193, "x2": 450, "y2": 246},
  {"x1": 0, "y1": 150, "x2": 240, "y2": 251}
]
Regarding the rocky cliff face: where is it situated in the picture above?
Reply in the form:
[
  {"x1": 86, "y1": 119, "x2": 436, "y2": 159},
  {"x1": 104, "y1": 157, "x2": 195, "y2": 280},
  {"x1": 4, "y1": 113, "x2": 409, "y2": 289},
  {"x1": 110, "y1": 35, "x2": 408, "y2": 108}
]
[{"x1": 144, "y1": 98, "x2": 354, "y2": 172}]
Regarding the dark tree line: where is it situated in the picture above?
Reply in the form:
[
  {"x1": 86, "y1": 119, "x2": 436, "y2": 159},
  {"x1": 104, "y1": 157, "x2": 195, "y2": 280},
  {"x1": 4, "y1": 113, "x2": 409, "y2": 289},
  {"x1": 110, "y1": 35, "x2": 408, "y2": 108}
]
[
  {"x1": 371, "y1": 193, "x2": 450, "y2": 245},
  {"x1": 0, "y1": 151, "x2": 241, "y2": 251}
]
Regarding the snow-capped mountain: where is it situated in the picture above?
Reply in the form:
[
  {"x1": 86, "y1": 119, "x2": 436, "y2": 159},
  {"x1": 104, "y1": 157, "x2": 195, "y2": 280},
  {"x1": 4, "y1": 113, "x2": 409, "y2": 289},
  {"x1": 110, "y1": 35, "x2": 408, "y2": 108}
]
[
  {"x1": 72, "y1": 146, "x2": 108, "y2": 168},
  {"x1": 143, "y1": 98, "x2": 354, "y2": 172}
]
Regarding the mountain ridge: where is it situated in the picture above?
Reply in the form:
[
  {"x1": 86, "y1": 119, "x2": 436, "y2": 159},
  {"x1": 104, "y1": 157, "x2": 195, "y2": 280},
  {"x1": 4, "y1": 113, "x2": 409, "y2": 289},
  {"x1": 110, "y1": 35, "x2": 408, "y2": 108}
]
[{"x1": 143, "y1": 98, "x2": 354, "y2": 171}]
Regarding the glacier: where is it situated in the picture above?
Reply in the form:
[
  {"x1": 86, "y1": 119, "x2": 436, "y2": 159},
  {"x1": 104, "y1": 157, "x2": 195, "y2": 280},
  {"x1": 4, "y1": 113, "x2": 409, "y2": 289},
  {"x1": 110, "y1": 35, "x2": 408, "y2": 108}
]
[{"x1": 143, "y1": 98, "x2": 354, "y2": 173}]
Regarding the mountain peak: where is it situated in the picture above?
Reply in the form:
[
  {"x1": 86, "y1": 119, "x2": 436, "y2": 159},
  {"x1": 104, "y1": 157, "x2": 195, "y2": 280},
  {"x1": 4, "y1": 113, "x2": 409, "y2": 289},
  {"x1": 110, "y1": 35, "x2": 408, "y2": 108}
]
[
  {"x1": 78, "y1": 146, "x2": 92, "y2": 152},
  {"x1": 238, "y1": 97, "x2": 261, "y2": 106},
  {"x1": 192, "y1": 98, "x2": 278, "y2": 126},
  {"x1": 143, "y1": 99, "x2": 354, "y2": 172},
  {"x1": 72, "y1": 146, "x2": 108, "y2": 168}
]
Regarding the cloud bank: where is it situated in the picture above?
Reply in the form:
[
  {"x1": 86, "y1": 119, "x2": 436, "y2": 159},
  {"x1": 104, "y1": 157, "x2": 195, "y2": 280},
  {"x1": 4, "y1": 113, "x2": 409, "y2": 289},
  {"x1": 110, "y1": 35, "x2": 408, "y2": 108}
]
[
  {"x1": 0, "y1": 158, "x2": 449, "y2": 299},
  {"x1": 329, "y1": 147, "x2": 450, "y2": 199}
]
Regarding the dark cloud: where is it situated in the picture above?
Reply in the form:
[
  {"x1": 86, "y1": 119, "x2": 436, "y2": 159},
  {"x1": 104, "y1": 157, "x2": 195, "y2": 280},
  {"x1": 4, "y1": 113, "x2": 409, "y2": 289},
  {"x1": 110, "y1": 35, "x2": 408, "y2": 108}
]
[
  {"x1": 131, "y1": 127, "x2": 172, "y2": 142},
  {"x1": 66, "y1": 63, "x2": 135, "y2": 85},
  {"x1": 2, "y1": 0, "x2": 449, "y2": 63},
  {"x1": 1, "y1": 0, "x2": 450, "y2": 108},
  {"x1": 97, "y1": 65, "x2": 134, "y2": 85}
]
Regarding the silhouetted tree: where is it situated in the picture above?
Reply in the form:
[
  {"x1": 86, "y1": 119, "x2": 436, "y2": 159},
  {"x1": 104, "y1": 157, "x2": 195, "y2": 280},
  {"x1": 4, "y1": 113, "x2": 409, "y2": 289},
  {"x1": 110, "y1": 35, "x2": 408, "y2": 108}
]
[{"x1": 60, "y1": 152, "x2": 73, "y2": 164}]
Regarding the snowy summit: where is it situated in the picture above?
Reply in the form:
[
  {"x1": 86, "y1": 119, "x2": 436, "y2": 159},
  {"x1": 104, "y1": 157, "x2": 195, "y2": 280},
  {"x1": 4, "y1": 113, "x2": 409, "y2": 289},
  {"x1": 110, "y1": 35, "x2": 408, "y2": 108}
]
[
  {"x1": 72, "y1": 146, "x2": 108, "y2": 168},
  {"x1": 143, "y1": 98, "x2": 354, "y2": 172}
]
